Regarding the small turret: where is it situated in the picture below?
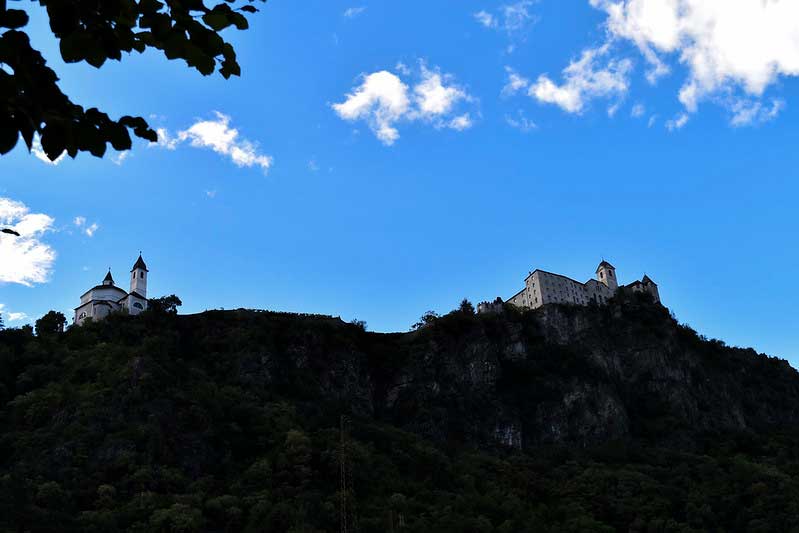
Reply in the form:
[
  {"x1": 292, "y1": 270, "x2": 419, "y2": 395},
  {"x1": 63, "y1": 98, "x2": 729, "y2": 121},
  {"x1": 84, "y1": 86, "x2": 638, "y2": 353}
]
[
  {"x1": 641, "y1": 274, "x2": 660, "y2": 303},
  {"x1": 130, "y1": 254, "x2": 148, "y2": 298},
  {"x1": 596, "y1": 260, "x2": 618, "y2": 292},
  {"x1": 102, "y1": 270, "x2": 115, "y2": 286}
]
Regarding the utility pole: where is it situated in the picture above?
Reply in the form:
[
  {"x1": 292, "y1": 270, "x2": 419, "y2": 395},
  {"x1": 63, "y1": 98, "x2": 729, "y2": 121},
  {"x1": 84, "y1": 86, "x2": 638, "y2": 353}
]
[
  {"x1": 340, "y1": 415, "x2": 348, "y2": 533},
  {"x1": 340, "y1": 414, "x2": 357, "y2": 533}
]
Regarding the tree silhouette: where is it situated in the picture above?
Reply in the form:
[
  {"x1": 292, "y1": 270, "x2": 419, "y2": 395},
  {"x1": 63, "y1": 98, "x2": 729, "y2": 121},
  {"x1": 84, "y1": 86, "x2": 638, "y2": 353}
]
[
  {"x1": 34, "y1": 310, "x2": 66, "y2": 336},
  {"x1": 0, "y1": 0, "x2": 265, "y2": 161}
]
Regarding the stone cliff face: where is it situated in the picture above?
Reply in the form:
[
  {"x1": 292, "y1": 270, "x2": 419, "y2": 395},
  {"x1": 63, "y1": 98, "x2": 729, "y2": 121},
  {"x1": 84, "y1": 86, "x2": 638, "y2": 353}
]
[
  {"x1": 186, "y1": 298, "x2": 799, "y2": 451},
  {"x1": 363, "y1": 298, "x2": 799, "y2": 449}
]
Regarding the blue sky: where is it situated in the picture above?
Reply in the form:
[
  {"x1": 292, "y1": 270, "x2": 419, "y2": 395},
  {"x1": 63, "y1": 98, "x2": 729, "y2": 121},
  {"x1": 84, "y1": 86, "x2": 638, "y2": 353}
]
[{"x1": 2, "y1": 1, "x2": 799, "y2": 364}]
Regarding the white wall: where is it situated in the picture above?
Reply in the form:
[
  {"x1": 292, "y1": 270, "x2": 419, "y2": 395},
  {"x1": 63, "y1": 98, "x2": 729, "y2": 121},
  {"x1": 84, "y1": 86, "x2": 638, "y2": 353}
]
[{"x1": 130, "y1": 269, "x2": 147, "y2": 298}]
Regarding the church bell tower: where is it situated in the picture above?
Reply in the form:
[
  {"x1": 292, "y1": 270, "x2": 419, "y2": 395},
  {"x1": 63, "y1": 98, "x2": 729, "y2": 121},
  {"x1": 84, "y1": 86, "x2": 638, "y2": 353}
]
[
  {"x1": 130, "y1": 254, "x2": 148, "y2": 298},
  {"x1": 596, "y1": 260, "x2": 618, "y2": 292}
]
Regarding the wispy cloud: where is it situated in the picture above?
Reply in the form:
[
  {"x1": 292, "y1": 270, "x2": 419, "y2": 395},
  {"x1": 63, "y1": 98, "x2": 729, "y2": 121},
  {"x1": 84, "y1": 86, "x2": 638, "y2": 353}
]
[
  {"x1": 333, "y1": 62, "x2": 475, "y2": 145},
  {"x1": 501, "y1": 67, "x2": 530, "y2": 97},
  {"x1": 474, "y1": 1, "x2": 537, "y2": 51},
  {"x1": 729, "y1": 99, "x2": 784, "y2": 127},
  {"x1": 154, "y1": 128, "x2": 180, "y2": 150},
  {"x1": 474, "y1": 10, "x2": 498, "y2": 29},
  {"x1": 0, "y1": 197, "x2": 56, "y2": 286},
  {"x1": 111, "y1": 151, "x2": 130, "y2": 166},
  {"x1": 529, "y1": 44, "x2": 632, "y2": 114},
  {"x1": 448, "y1": 114, "x2": 473, "y2": 131},
  {"x1": 0, "y1": 304, "x2": 27, "y2": 323},
  {"x1": 343, "y1": 6, "x2": 367, "y2": 18},
  {"x1": 74, "y1": 216, "x2": 99, "y2": 237},
  {"x1": 505, "y1": 110, "x2": 537, "y2": 132},
  {"x1": 151, "y1": 112, "x2": 273, "y2": 173},
  {"x1": 666, "y1": 113, "x2": 689, "y2": 131}
]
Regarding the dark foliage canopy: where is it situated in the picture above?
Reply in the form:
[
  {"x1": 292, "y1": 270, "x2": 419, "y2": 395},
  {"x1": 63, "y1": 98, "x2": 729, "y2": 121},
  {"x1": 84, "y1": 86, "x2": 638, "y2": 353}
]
[
  {"x1": 2, "y1": 301, "x2": 799, "y2": 531},
  {"x1": 34, "y1": 310, "x2": 66, "y2": 336},
  {"x1": 0, "y1": 0, "x2": 265, "y2": 161}
]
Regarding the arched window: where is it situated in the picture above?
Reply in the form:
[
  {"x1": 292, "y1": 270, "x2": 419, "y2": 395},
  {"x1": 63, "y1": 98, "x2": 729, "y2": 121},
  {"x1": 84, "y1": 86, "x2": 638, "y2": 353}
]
[
  {"x1": 140, "y1": 271, "x2": 144, "y2": 278},
  {"x1": 133, "y1": 302, "x2": 143, "y2": 309}
]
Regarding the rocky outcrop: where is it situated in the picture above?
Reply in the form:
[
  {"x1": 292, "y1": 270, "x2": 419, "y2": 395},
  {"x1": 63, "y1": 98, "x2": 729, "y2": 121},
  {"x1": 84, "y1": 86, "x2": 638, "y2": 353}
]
[
  {"x1": 176, "y1": 302, "x2": 799, "y2": 451},
  {"x1": 366, "y1": 297, "x2": 799, "y2": 449}
]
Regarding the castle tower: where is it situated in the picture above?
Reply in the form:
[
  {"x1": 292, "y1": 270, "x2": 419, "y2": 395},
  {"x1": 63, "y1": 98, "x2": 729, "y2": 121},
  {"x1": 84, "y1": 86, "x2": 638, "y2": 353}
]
[
  {"x1": 102, "y1": 270, "x2": 115, "y2": 286},
  {"x1": 596, "y1": 260, "x2": 618, "y2": 291},
  {"x1": 130, "y1": 254, "x2": 148, "y2": 298},
  {"x1": 641, "y1": 274, "x2": 661, "y2": 304}
]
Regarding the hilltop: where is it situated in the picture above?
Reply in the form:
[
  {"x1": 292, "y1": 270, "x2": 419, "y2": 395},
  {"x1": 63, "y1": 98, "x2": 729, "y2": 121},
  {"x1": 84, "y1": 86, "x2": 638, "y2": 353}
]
[{"x1": 2, "y1": 292, "x2": 799, "y2": 532}]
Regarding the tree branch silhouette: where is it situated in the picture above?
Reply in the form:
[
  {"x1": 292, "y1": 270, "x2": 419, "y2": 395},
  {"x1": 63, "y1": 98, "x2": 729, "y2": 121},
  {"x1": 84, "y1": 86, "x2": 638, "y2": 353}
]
[{"x1": 0, "y1": 0, "x2": 265, "y2": 161}]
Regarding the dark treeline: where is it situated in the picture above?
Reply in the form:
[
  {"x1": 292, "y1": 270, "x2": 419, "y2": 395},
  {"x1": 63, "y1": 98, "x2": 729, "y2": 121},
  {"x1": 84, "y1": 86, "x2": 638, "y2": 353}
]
[{"x1": 2, "y1": 296, "x2": 799, "y2": 532}]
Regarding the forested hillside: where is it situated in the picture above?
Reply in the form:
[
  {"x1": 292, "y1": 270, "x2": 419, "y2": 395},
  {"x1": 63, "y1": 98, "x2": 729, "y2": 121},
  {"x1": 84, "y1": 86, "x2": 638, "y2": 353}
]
[{"x1": 2, "y1": 294, "x2": 799, "y2": 532}]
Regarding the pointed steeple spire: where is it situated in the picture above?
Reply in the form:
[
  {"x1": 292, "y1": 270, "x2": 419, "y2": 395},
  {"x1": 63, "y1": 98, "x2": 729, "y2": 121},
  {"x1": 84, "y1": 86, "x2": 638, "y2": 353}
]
[
  {"x1": 103, "y1": 269, "x2": 115, "y2": 286},
  {"x1": 131, "y1": 253, "x2": 148, "y2": 272}
]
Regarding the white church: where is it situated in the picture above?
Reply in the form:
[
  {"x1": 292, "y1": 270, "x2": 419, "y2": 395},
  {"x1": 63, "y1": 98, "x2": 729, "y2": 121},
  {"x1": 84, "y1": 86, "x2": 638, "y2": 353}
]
[{"x1": 73, "y1": 254, "x2": 149, "y2": 326}]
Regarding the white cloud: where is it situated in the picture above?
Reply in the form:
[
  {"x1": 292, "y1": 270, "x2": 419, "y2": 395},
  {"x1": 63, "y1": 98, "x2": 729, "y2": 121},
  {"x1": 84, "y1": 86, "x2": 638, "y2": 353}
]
[
  {"x1": 505, "y1": 110, "x2": 537, "y2": 132},
  {"x1": 475, "y1": 1, "x2": 536, "y2": 36},
  {"x1": 179, "y1": 113, "x2": 273, "y2": 171},
  {"x1": 647, "y1": 114, "x2": 658, "y2": 127},
  {"x1": 152, "y1": 113, "x2": 273, "y2": 172},
  {"x1": 332, "y1": 71, "x2": 410, "y2": 145},
  {"x1": 588, "y1": 0, "x2": 799, "y2": 118},
  {"x1": 666, "y1": 112, "x2": 689, "y2": 131},
  {"x1": 111, "y1": 151, "x2": 130, "y2": 166},
  {"x1": 395, "y1": 62, "x2": 411, "y2": 76},
  {"x1": 448, "y1": 114, "x2": 473, "y2": 131},
  {"x1": 502, "y1": 0, "x2": 536, "y2": 33},
  {"x1": 153, "y1": 128, "x2": 180, "y2": 150},
  {"x1": 73, "y1": 215, "x2": 99, "y2": 237},
  {"x1": 631, "y1": 103, "x2": 645, "y2": 117},
  {"x1": 502, "y1": 66, "x2": 530, "y2": 96},
  {"x1": 0, "y1": 197, "x2": 56, "y2": 286},
  {"x1": 205, "y1": 190, "x2": 217, "y2": 199},
  {"x1": 474, "y1": 10, "x2": 498, "y2": 29},
  {"x1": 0, "y1": 304, "x2": 26, "y2": 323},
  {"x1": 344, "y1": 6, "x2": 367, "y2": 18},
  {"x1": 308, "y1": 159, "x2": 320, "y2": 172},
  {"x1": 530, "y1": 45, "x2": 632, "y2": 113},
  {"x1": 333, "y1": 63, "x2": 475, "y2": 145},
  {"x1": 729, "y1": 98, "x2": 784, "y2": 127},
  {"x1": 414, "y1": 66, "x2": 469, "y2": 117}
]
